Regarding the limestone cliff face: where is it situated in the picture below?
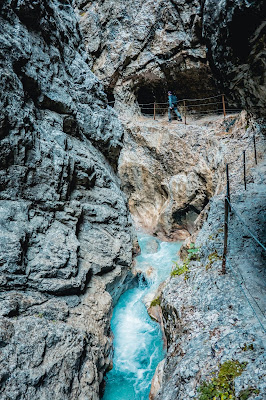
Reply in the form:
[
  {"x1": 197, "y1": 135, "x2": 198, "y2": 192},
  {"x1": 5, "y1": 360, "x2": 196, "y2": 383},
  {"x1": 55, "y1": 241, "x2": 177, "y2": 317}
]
[
  {"x1": 75, "y1": 0, "x2": 217, "y2": 113},
  {"x1": 118, "y1": 118, "x2": 218, "y2": 240},
  {"x1": 202, "y1": 0, "x2": 266, "y2": 117},
  {"x1": 76, "y1": 0, "x2": 265, "y2": 116},
  {"x1": 118, "y1": 113, "x2": 257, "y2": 240},
  {"x1": 0, "y1": 1, "x2": 133, "y2": 399}
]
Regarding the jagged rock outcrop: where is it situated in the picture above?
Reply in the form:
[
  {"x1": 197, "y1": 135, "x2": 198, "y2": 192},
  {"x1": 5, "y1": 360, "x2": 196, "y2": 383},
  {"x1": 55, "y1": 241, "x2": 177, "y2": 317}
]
[
  {"x1": 75, "y1": 0, "x2": 265, "y2": 117},
  {"x1": 74, "y1": 0, "x2": 217, "y2": 114},
  {"x1": 0, "y1": 1, "x2": 133, "y2": 399},
  {"x1": 202, "y1": 0, "x2": 266, "y2": 117},
  {"x1": 118, "y1": 113, "x2": 258, "y2": 240},
  {"x1": 118, "y1": 118, "x2": 217, "y2": 239}
]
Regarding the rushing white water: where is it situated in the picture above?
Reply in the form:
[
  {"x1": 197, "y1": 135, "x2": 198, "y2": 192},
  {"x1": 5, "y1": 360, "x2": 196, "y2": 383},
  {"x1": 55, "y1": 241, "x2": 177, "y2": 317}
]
[{"x1": 102, "y1": 232, "x2": 182, "y2": 400}]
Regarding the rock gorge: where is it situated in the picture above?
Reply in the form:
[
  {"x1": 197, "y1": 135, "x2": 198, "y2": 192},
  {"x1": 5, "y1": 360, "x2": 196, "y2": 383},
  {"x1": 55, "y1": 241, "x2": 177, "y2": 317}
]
[{"x1": 0, "y1": 0, "x2": 265, "y2": 400}]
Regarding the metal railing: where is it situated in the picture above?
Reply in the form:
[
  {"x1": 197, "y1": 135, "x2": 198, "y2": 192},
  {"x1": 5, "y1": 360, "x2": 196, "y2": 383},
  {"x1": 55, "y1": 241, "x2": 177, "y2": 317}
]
[
  {"x1": 222, "y1": 134, "x2": 263, "y2": 273},
  {"x1": 108, "y1": 94, "x2": 242, "y2": 123}
]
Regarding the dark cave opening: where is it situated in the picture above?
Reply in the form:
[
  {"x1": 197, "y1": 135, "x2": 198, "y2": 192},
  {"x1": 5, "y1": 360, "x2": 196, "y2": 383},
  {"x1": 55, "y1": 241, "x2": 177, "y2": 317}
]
[
  {"x1": 136, "y1": 82, "x2": 168, "y2": 115},
  {"x1": 107, "y1": 89, "x2": 115, "y2": 107},
  {"x1": 229, "y1": 6, "x2": 263, "y2": 62}
]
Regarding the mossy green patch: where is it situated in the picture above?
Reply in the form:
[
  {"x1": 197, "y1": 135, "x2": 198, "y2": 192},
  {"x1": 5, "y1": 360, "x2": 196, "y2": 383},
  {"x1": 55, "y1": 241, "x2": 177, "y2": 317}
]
[
  {"x1": 239, "y1": 387, "x2": 260, "y2": 400},
  {"x1": 150, "y1": 296, "x2": 161, "y2": 307},
  {"x1": 198, "y1": 360, "x2": 248, "y2": 400}
]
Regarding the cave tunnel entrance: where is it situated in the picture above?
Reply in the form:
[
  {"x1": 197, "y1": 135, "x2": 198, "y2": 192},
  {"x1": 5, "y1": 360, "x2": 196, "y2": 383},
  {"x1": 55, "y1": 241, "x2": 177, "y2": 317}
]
[
  {"x1": 134, "y1": 67, "x2": 237, "y2": 117},
  {"x1": 134, "y1": 65, "x2": 240, "y2": 117}
]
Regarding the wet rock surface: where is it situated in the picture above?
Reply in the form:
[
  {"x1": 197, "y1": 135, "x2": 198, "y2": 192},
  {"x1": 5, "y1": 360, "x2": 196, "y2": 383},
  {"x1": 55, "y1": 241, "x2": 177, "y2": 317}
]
[
  {"x1": 118, "y1": 117, "x2": 215, "y2": 239},
  {"x1": 0, "y1": 1, "x2": 133, "y2": 398}
]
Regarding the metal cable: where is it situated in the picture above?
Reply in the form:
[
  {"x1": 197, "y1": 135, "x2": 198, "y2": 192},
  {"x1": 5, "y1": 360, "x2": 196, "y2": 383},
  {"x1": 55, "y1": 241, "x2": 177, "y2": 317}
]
[
  {"x1": 131, "y1": 94, "x2": 224, "y2": 106},
  {"x1": 226, "y1": 256, "x2": 266, "y2": 333},
  {"x1": 228, "y1": 251, "x2": 266, "y2": 317},
  {"x1": 186, "y1": 101, "x2": 222, "y2": 108},
  {"x1": 226, "y1": 197, "x2": 266, "y2": 251},
  {"x1": 179, "y1": 94, "x2": 223, "y2": 102}
]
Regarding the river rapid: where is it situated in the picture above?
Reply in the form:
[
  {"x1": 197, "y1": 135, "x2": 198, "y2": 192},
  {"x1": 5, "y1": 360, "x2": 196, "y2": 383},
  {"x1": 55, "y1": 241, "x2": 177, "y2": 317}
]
[{"x1": 103, "y1": 232, "x2": 182, "y2": 400}]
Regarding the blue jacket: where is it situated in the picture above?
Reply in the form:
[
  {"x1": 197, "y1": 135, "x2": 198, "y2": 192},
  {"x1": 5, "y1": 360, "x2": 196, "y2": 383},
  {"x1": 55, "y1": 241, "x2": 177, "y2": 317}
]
[{"x1": 168, "y1": 95, "x2": 177, "y2": 107}]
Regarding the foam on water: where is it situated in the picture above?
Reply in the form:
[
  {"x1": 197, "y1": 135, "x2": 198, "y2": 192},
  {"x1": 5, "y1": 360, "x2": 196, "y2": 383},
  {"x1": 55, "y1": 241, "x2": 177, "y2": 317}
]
[{"x1": 102, "y1": 232, "x2": 182, "y2": 400}]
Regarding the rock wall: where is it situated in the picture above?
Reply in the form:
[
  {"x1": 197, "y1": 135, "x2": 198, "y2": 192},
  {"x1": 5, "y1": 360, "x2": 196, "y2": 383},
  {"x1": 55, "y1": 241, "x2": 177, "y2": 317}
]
[
  {"x1": 150, "y1": 123, "x2": 266, "y2": 399},
  {"x1": 75, "y1": 0, "x2": 265, "y2": 117},
  {"x1": 0, "y1": 1, "x2": 133, "y2": 399},
  {"x1": 118, "y1": 113, "x2": 257, "y2": 240},
  {"x1": 118, "y1": 118, "x2": 218, "y2": 240},
  {"x1": 75, "y1": 0, "x2": 217, "y2": 114},
  {"x1": 202, "y1": 0, "x2": 266, "y2": 117}
]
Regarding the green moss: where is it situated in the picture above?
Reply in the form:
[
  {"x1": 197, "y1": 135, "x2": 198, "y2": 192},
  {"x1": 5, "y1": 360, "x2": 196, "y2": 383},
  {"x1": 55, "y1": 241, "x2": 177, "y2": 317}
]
[
  {"x1": 208, "y1": 250, "x2": 222, "y2": 262},
  {"x1": 239, "y1": 387, "x2": 260, "y2": 400},
  {"x1": 150, "y1": 296, "x2": 161, "y2": 307},
  {"x1": 198, "y1": 360, "x2": 248, "y2": 400}
]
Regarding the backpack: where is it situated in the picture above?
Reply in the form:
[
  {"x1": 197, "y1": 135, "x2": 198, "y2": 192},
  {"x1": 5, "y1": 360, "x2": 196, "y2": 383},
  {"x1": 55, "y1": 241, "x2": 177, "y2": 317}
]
[{"x1": 172, "y1": 95, "x2": 178, "y2": 105}]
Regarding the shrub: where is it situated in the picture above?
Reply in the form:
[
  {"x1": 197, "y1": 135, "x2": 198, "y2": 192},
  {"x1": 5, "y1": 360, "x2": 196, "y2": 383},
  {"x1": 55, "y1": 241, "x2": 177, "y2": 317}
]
[
  {"x1": 198, "y1": 360, "x2": 248, "y2": 400},
  {"x1": 171, "y1": 260, "x2": 190, "y2": 280}
]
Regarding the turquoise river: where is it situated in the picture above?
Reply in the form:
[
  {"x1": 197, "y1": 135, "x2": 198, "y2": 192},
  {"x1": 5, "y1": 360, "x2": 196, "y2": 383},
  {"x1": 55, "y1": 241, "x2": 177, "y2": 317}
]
[{"x1": 102, "y1": 232, "x2": 182, "y2": 400}]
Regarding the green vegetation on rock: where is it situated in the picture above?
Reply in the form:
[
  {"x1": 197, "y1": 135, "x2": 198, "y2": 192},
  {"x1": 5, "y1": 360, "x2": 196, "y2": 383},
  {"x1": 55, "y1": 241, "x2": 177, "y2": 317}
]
[
  {"x1": 187, "y1": 242, "x2": 200, "y2": 261},
  {"x1": 150, "y1": 296, "x2": 161, "y2": 307},
  {"x1": 198, "y1": 360, "x2": 248, "y2": 400},
  {"x1": 206, "y1": 250, "x2": 222, "y2": 270},
  {"x1": 171, "y1": 243, "x2": 200, "y2": 279},
  {"x1": 239, "y1": 387, "x2": 260, "y2": 400},
  {"x1": 171, "y1": 261, "x2": 190, "y2": 278}
]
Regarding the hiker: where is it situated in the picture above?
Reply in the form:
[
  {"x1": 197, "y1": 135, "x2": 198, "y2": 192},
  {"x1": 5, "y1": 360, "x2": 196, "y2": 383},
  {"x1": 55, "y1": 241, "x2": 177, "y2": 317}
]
[{"x1": 168, "y1": 91, "x2": 182, "y2": 122}]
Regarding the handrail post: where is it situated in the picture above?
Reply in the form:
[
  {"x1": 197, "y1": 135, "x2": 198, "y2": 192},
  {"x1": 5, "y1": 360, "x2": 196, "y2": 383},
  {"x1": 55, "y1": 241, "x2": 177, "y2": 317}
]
[
  {"x1": 153, "y1": 102, "x2": 156, "y2": 120},
  {"x1": 222, "y1": 94, "x2": 226, "y2": 119},
  {"x1": 222, "y1": 196, "x2": 228, "y2": 274},
  {"x1": 183, "y1": 100, "x2": 187, "y2": 125},
  {"x1": 226, "y1": 163, "x2": 231, "y2": 211},
  {"x1": 253, "y1": 134, "x2": 257, "y2": 165},
  {"x1": 243, "y1": 150, "x2": 247, "y2": 190}
]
